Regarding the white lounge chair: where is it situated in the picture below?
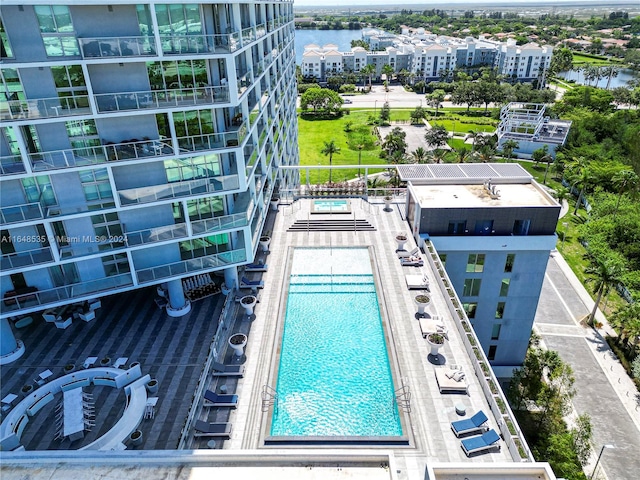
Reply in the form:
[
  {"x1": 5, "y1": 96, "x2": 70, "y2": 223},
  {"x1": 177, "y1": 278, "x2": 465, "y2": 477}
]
[
  {"x1": 405, "y1": 273, "x2": 430, "y2": 290},
  {"x1": 435, "y1": 367, "x2": 468, "y2": 394}
]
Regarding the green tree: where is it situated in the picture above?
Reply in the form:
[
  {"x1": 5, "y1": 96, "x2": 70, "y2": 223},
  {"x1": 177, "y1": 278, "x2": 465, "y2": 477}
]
[
  {"x1": 425, "y1": 89, "x2": 446, "y2": 117},
  {"x1": 455, "y1": 147, "x2": 471, "y2": 163},
  {"x1": 566, "y1": 158, "x2": 592, "y2": 215},
  {"x1": 584, "y1": 255, "x2": 626, "y2": 326},
  {"x1": 410, "y1": 105, "x2": 426, "y2": 124},
  {"x1": 382, "y1": 63, "x2": 394, "y2": 82},
  {"x1": 379, "y1": 101, "x2": 391, "y2": 123},
  {"x1": 609, "y1": 302, "x2": 640, "y2": 353},
  {"x1": 360, "y1": 64, "x2": 376, "y2": 91},
  {"x1": 300, "y1": 87, "x2": 343, "y2": 114},
  {"x1": 611, "y1": 169, "x2": 639, "y2": 218},
  {"x1": 601, "y1": 65, "x2": 620, "y2": 90},
  {"x1": 381, "y1": 127, "x2": 407, "y2": 159},
  {"x1": 548, "y1": 47, "x2": 574, "y2": 76},
  {"x1": 501, "y1": 139, "x2": 519, "y2": 161},
  {"x1": 411, "y1": 146, "x2": 428, "y2": 164},
  {"x1": 424, "y1": 124, "x2": 449, "y2": 150},
  {"x1": 320, "y1": 139, "x2": 340, "y2": 184}
]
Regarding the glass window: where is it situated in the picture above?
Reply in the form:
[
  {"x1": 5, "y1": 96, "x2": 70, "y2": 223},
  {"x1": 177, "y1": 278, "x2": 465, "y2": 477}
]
[
  {"x1": 463, "y1": 302, "x2": 477, "y2": 319},
  {"x1": 102, "y1": 253, "x2": 130, "y2": 276},
  {"x1": 496, "y1": 302, "x2": 506, "y2": 319},
  {"x1": 80, "y1": 168, "x2": 113, "y2": 202},
  {"x1": 513, "y1": 219, "x2": 531, "y2": 235},
  {"x1": 475, "y1": 219, "x2": 494, "y2": 235},
  {"x1": 463, "y1": 278, "x2": 482, "y2": 297},
  {"x1": 500, "y1": 279, "x2": 510, "y2": 297},
  {"x1": 35, "y1": 5, "x2": 79, "y2": 56},
  {"x1": 488, "y1": 345, "x2": 497, "y2": 361},
  {"x1": 505, "y1": 253, "x2": 515, "y2": 273},
  {"x1": 448, "y1": 220, "x2": 467, "y2": 235},
  {"x1": 1, "y1": 68, "x2": 25, "y2": 101},
  {"x1": 22, "y1": 175, "x2": 56, "y2": 206},
  {"x1": 466, "y1": 253, "x2": 485, "y2": 273},
  {"x1": 491, "y1": 324, "x2": 501, "y2": 340},
  {"x1": 0, "y1": 18, "x2": 13, "y2": 58}
]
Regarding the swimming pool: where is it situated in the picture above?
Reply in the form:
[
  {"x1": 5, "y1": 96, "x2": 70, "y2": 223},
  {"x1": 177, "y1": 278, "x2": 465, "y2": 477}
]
[
  {"x1": 311, "y1": 199, "x2": 351, "y2": 214},
  {"x1": 269, "y1": 247, "x2": 403, "y2": 440}
]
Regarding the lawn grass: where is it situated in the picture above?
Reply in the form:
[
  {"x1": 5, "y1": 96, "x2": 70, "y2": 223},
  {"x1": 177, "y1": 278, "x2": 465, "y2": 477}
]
[
  {"x1": 447, "y1": 138, "x2": 468, "y2": 150},
  {"x1": 432, "y1": 119, "x2": 496, "y2": 135},
  {"x1": 571, "y1": 53, "x2": 621, "y2": 66},
  {"x1": 297, "y1": 110, "x2": 386, "y2": 184},
  {"x1": 515, "y1": 161, "x2": 563, "y2": 192}
]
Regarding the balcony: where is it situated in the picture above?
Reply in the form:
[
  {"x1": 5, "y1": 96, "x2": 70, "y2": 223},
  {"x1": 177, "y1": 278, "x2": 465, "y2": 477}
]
[
  {"x1": 0, "y1": 155, "x2": 26, "y2": 176},
  {"x1": 29, "y1": 139, "x2": 174, "y2": 172},
  {"x1": 136, "y1": 248, "x2": 246, "y2": 284},
  {"x1": 1, "y1": 273, "x2": 133, "y2": 312},
  {"x1": 159, "y1": 33, "x2": 240, "y2": 54},
  {"x1": 176, "y1": 121, "x2": 247, "y2": 153},
  {"x1": 1, "y1": 95, "x2": 91, "y2": 121},
  {"x1": 118, "y1": 174, "x2": 240, "y2": 206},
  {"x1": 191, "y1": 211, "x2": 249, "y2": 236},
  {"x1": 1, "y1": 247, "x2": 54, "y2": 271},
  {"x1": 59, "y1": 240, "x2": 126, "y2": 260},
  {"x1": 78, "y1": 36, "x2": 156, "y2": 58},
  {"x1": 124, "y1": 222, "x2": 188, "y2": 247},
  {"x1": 1, "y1": 202, "x2": 44, "y2": 225},
  {"x1": 94, "y1": 86, "x2": 230, "y2": 114}
]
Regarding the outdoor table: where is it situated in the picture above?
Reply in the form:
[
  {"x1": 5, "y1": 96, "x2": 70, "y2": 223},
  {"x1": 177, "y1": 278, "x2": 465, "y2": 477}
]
[
  {"x1": 2, "y1": 393, "x2": 18, "y2": 405},
  {"x1": 144, "y1": 397, "x2": 158, "y2": 419},
  {"x1": 83, "y1": 356, "x2": 98, "y2": 369},
  {"x1": 63, "y1": 388, "x2": 85, "y2": 441},
  {"x1": 114, "y1": 357, "x2": 128, "y2": 368}
]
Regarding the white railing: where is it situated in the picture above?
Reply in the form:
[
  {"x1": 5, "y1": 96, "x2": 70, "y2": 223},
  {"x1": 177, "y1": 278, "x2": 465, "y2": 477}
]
[
  {"x1": 0, "y1": 202, "x2": 44, "y2": 225},
  {"x1": 78, "y1": 36, "x2": 156, "y2": 58},
  {"x1": 159, "y1": 33, "x2": 240, "y2": 54},
  {"x1": 1, "y1": 95, "x2": 91, "y2": 121},
  {"x1": 124, "y1": 223, "x2": 189, "y2": 247},
  {"x1": 176, "y1": 121, "x2": 247, "y2": 153},
  {"x1": 190, "y1": 212, "x2": 248, "y2": 235},
  {"x1": 1, "y1": 247, "x2": 54, "y2": 270},
  {"x1": 94, "y1": 86, "x2": 229, "y2": 113}
]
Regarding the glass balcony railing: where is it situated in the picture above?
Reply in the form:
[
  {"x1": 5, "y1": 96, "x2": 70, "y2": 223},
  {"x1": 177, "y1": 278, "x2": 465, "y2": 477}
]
[
  {"x1": 241, "y1": 26, "x2": 256, "y2": 44},
  {"x1": 78, "y1": 36, "x2": 156, "y2": 58},
  {"x1": 176, "y1": 121, "x2": 247, "y2": 153},
  {"x1": 1, "y1": 95, "x2": 91, "y2": 121},
  {"x1": 190, "y1": 212, "x2": 248, "y2": 235},
  {"x1": 1, "y1": 247, "x2": 54, "y2": 271},
  {"x1": 118, "y1": 174, "x2": 240, "y2": 206},
  {"x1": 94, "y1": 86, "x2": 229, "y2": 113},
  {"x1": 1, "y1": 202, "x2": 44, "y2": 225},
  {"x1": 29, "y1": 139, "x2": 174, "y2": 172},
  {"x1": 1, "y1": 273, "x2": 133, "y2": 312},
  {"x1": 136, "y1": 248, "x2": 246, "y2": 284},
  {"x1": 59, "y1": 241, "x2": 126, "y2": 259},
  {"x1": 0, "y1": 155, "x2": 26, "y2": 176},
  {"x1": 124, "y1": 222, "x2": 188, "y2": 246},
  {"x1": 160, "y1": 33, "x2": 240, "y2": 54}
]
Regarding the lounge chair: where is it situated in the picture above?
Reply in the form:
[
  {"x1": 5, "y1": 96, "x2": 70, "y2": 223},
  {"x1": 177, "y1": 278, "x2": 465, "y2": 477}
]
[
  {"x1": 193, "y1": 420, "x2": 232, "y2": 438},
  {"x1": 400, "y1": 256, "x2": 424, "y2": 267},
  {"x1": 419, "y1": 316, "x2": 447, "y2": 339},
  {"x1": 398, "y1": 247, "x2": 420, "y2": 258},
  {"x1": 434, "y1": 367, "x2": 468, "y2": 394},
  {"x1": 204, "y1": 389, "x2": 238, "y2": 408},
  {"x1": 245, "y1": 262, "x2": 268, "y2": 272},
  {"x1": 461, "y1": 429, "x2": 501, "y2": 456},
  {"x1": 212, "y1": 362, "x2": 245, "y2": 377},
  {"x1": 240, "y1": 276, "x2": 264, "y2": 289},
  {"x1": 451, "y1": 411, "x2": 489, "y2": 437},
  {"x1": 405, "y1": 273, "x2": 430, "y2": 290}
]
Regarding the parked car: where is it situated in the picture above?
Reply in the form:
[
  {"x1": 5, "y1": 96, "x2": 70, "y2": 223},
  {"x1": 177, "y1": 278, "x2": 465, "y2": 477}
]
[{"x1": 343, "y1": 98, "x2": 353, "y2": 104}]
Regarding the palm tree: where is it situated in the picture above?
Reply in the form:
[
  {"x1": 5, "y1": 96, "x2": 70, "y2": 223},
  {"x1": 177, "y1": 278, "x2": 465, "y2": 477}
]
[
  {"x1": 476, "y1": 145, "x2": 496, "y2": 163},
  {"x1": 360, "y1": 64, "x2": 376, "y2": 91},
  {"x1": 501, "y1": 139, "x2": 519, "y2": 161},
  {"x1": 602, "y1": 65, "x2": 620, "y2": 90},
  {"x1": 320, "y1": 140, "x2": 340, "y2": 184},
  {"x1": 566, "y1": 157, "x2": 591, "y2": 215},
  {"x1": 584, "y1": 257, "x2": 626, "y2": 326},
  {"x1": 611, "y1": 169, "x2": 639, "y2": 217},
  {"x1": 455, "y1": 147, "x2": 471, "y2": 163},
  {"x1": 382, "y1": 64, "x2": 394, "y2": 82},
  {"x1": 411, "y1": 147, "x2": 428, "y2": 164},
  {"x1": 609, "y1": 303, "x2": 640, "y2": 354}
]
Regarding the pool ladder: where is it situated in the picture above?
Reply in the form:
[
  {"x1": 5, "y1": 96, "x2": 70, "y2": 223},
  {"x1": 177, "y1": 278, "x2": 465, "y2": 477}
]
[
  {"x1": 395, "y1": 385, "x2": 411, "y2": 413},
  {"x1": 261, "y1": 385, "x2": 278, "y2": 412}
]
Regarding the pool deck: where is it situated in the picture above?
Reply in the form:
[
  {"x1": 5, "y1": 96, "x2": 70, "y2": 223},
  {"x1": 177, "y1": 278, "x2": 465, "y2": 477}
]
[{"x1": 1, "y1": 197, "x2": 518, "y2": 479}]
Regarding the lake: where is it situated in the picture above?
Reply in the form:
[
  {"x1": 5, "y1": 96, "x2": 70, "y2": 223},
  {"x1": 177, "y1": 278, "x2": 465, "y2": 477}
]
[
  {"x1": 294, "y1": 29, "x2": 363, "y2": 65},
  {"x1": 557, "y1": 68, "x2": 637, "y2": 89}
]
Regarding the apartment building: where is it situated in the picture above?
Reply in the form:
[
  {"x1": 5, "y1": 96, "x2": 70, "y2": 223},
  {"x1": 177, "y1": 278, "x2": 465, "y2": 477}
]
[
  {"x1": 301, "y1": 29, "x2": 552, "y2": 84},
  {"x1": 0, "y1": 1, "x2": 298, "y2": 358},
  {"x1": 400, "y1": 163, "x2": 560, "y2": 375}
]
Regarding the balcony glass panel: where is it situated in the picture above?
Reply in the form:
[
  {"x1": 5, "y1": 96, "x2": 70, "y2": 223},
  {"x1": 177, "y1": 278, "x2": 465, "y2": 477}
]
[
  {"x1": 94, "y1": 86, "x2": 229, "y2": 113},
  {"x1": 1, "y1": 247, "x2": 54, "y2": 270},
  {"x1": 1, "y1": 203, "x2": 44, "y2": 224},
  {"x1": 118, "y1": 174, "x2": 240, "y2": 206},
  {"x1": 136, "y1": 248, "x2": 246, "y2": 284},
  {"x1": 0, "y1": 155, "x2": 26, "y2": 176},
  {"x1": 159, "y1": 34, "x2": 239, "y2": 54},
  {"x1": 1, "y1": 95, "x2": 91, "y2": 121},
  {"x1": 124, "y1": 223, "x2": 188, "y2": 246},
  {"x1": 190, "y1": 212, "x2": 248, "y2": 235},
  {"x1": 78, "y1": 37, "x2": 156, "y2": 58},
  {"x1": 176, "y1": 121, "x2": 247, "y2": 153},
  {"x1": 1, "y1": 273, "x2": 133, "y2": 311}
]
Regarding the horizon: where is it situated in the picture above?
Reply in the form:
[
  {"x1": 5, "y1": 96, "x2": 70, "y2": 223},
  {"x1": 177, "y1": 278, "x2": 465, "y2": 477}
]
[{"x1": 294, "y1": 0, "x2": 638, "y2": 7}]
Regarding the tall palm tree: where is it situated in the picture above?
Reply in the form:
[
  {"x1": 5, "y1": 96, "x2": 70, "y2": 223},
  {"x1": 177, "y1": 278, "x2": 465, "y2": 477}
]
[
  {"x1": 584, "y1": 257, "x2": 626, "y2": 327},
  {"x1": 611, "y1": 169, "x2": 639, "y2": 217},
  {"x1": 382, "y1": 64, "x2": 394, "y2": 82},
  {"x1": 360, "y1": 64, "x2": 376, "y2": 91},
  {"x1": 411, "y1": 147, "x2": 428, "y2": 164},
  {"x1": 455, "y1": 147, "x2": 471, "y2": 163},
  {"x1": 501, "y1": 139, "x2": 519, "y2": 161},
  {"x1": 320, "y1": 140, "x2": 340, "y2": 184},
  {"x1": 602, "y1": 65, "x2": 620, "y2": 90},
  {"x1": 566, "y1": 157, "x2": 591, "y2": 215}
]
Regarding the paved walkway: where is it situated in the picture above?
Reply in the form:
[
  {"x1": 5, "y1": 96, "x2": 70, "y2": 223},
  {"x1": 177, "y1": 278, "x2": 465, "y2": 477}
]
[{"x1": 535, "y1": 246, "x2": 640, "y2": 480}]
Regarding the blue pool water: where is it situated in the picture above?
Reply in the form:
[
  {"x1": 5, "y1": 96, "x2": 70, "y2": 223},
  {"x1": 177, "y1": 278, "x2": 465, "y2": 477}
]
[
  {"x1": 270, "y1": 248, "x2": 402, "y2": 437},
  {"x1": 312, "y1": 199, "x2": 350, "y2": 213}
]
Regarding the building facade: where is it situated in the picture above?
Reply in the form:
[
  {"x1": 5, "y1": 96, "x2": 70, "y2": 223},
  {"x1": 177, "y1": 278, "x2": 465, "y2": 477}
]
[
  {"x1": 301, "y1": 29, "x2": 552, "y2": 84},
  {"x1": 400, "y1": 164, "x2": 560, "y2": 375},
  {"x1": 0, "y1": 1, "x2": 298, "y2": 354}
]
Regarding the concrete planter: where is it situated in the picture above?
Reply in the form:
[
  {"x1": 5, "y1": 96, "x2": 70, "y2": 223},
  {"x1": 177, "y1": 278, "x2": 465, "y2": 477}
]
[
  {"x1": 129, "y1": 429, "x2": 143, "y2": 447},
  {"x1": 146, "y1": 378, "x2": 159, "y2": 394},
  {"x1": 259, "y1": 236, "x2": 271, "y2": 253},
  {"x1": 228, "y1": 333, "x2": 248, "y2": 358},
  {"x1": 427, "y1": 333, "x2": 445, "y2": 356},
  {"x1": 240, "y1": 295, "x2": 257, "y2": 316},
  {"x1": 383, "y1": 196, "x2": 392, "y2": 211},
  {"x1": 395, "y1": 233, "x2": 408, "y2": 251},
  {"x1": 270, "y1": 199, "x2": 279, "y2": 211},
  {"x1": 414, "y1": 294, "x2": 431, "y2": 315}
]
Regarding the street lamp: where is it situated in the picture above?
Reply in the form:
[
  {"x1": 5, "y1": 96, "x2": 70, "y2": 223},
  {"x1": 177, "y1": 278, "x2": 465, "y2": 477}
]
[
  {"x1": 562, "y1": 222, "x2": 568, "y2": 246},
  {"x1": 374, "y1": 100, "x2": 378, "y2": 118},
  {"x1": 590, "y1": 444, "x2": 615, "y2": 480}
]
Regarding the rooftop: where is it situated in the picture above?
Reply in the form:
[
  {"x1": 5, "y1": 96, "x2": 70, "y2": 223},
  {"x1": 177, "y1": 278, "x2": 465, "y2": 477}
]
[{"x1": 412, "y1": 183, "x2": 557, "y2": 209}]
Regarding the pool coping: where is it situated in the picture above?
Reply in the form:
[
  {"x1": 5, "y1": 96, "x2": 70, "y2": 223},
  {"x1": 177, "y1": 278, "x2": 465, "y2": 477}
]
[
  {"x1": 310, "y1": 199, "x2": 352, "y2": 214},
  {"x1": 260, "y1": 246, "x2": 412, "y2": 448}
]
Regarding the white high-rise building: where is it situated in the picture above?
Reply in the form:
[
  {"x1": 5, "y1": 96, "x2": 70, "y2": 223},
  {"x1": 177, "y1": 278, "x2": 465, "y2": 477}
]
[{"x1": 0, "y1": 0, "x2": 299, "y2": 354}]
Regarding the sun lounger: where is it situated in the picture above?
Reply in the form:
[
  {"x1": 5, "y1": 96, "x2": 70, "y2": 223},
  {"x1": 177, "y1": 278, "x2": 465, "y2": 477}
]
[
  {"x1": 204, "y1": 389, "x2": 238, "y2": 408},
  {"x1": 401, "y1": 256, "x2": 424, "y2": 267},
  {"x1": 451, "y1": 411, "x2": 489, "y2": 437},
  {"x1": 418, "y1": 316, "x2": 447, "y2": 339},
  {"x1": 405, "y1": 273, "x2": 430, "y2": 290},
  {"x1": 245, "y1": 262, "x2": 268, "y2": 272},
  {"x1": 240, "y1": 276, "x2": 264, "y2": 289},
  {"x1": 397, "y1": 247, "x2": 420, "y2": 258},
  {"x1": 193, "y1": 420, "x2": 232, "y2": 438},
  {"x1": 461, "y1": 429, "x2": 501, "y2": 456},
  {"x1": 212, "y1": 362, "x2": 245, "y2": 377},
  {"x1": 435, "y1": 367, "x2": 468, "y2": 394}
]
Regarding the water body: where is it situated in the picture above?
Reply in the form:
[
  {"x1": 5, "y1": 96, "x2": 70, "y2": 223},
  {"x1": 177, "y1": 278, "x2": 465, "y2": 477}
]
[
  {"x1": 558, "y1": 68, "x2": 637, "y2": 89},
  {"x1": 294, "y1": 29, "x2": 362, "y2": 65}
]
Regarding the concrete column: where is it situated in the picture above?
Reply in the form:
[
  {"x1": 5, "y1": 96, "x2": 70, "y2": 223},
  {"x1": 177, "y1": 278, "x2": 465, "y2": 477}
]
[
  {"x1": 0, "y1": 318, "x2": 25, "y2": 365},
  {"x1": 224, "y1": 267, "x2": 238, "y2": 291},
  {"x1": 167, "y1": 278, "x2": 186, "y2": 309}
]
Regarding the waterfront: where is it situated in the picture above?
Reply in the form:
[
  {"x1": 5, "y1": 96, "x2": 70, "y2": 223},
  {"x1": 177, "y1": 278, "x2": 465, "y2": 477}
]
[{"x1": 558, "y1": 68, "x2": 638, "y2": 89}]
